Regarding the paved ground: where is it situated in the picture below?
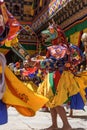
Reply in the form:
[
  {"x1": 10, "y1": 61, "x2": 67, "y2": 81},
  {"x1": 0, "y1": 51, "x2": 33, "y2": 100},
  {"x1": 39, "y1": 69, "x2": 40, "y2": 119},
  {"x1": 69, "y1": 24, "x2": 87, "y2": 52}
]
[{"x1": 0, "y1": 106, "x2": 87, "y2": 130}]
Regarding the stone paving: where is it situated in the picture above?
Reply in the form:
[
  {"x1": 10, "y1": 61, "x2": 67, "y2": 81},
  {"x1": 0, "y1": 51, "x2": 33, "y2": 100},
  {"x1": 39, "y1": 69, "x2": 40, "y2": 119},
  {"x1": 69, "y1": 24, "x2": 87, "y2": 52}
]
[{"x1": 0, "y1": 106, "x2": 87, "y2": 130}]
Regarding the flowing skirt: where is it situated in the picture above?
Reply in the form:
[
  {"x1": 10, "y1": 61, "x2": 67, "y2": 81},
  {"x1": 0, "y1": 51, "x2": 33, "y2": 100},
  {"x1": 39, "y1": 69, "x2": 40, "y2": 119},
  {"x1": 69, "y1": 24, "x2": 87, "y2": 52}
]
[
  {"x1": 37, "y1": 70, "x2": 87, "y2": 109},
  {"x1": 2, "y1": 66, "x2": 48, "y2": 116}
]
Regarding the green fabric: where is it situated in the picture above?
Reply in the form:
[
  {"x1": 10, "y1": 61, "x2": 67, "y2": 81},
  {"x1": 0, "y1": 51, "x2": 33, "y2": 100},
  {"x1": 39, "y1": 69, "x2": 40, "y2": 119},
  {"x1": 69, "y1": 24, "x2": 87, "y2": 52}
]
[
  {"x1": 64, "y1": 97, "x2": 71, "y2": 104},
  {"x1": 65, "y1": 20, "x2": 87, "y2": 37},
  {"x1": 40, "y1": 61, "x2": 45, "y2": 68},
  {"x1": 49, "y1": 72, "x2": 56, "y2": 95},
  {"x1": 1, "y1": 43, "x2": 36, "y2": 50},
  {"x1": 21, "y1": 44, "x2": 36, "y2": 50}
]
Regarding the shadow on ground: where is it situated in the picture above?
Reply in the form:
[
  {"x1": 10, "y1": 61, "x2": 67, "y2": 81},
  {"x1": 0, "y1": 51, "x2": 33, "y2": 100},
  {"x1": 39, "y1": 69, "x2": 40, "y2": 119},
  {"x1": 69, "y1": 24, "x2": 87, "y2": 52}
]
[
  {"x1": 40, "y1": 128, "x2": 85, "y2": 130},
  {"x1": 72, "y1": 128, "x2": 85, "y2": 130},
  {"x1": 68, "y1": 115, "x2": 87, "y2": 121}
]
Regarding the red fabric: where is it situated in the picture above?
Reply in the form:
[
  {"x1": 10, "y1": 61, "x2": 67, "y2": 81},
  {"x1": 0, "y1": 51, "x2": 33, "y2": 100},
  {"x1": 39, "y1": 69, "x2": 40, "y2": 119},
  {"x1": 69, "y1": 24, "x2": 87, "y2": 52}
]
[
  {"x1": 22, "y1": 67, "x2": 37, "y2": 76},
  {"x1": 78, "y1": 31, "x2": 83, "y2": 47},
  {"x1": 25, "y1": 67, "x2": 37, "y2": 73},
  {"x1": 52, "y1": 27, "x2": 67, "y2": 45},
  {"x1": 52, "y1": 38, "x2": 58, "y2": 45},
  {"x1": 53, "y1": 71, "x2": 61, "y2": 89},
  {"x1": 7, "y1": 17, "x2": 20, "y2": 39},
  {"x1": 0, "y1": 2, "x2": 20, "y2": 45},
  {"x1": 46, "y1": 50, "x2": 50, "y2": 58},
  {"x1": 0, "y1": 26, "x2": 4, "y2": 34}
]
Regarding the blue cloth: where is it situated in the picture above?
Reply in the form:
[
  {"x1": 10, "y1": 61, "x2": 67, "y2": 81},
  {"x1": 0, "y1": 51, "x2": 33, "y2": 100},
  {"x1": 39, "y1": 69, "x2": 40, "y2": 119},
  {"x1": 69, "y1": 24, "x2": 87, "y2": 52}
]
[
  {"x1": 0, "y1": 100, "x2": 8, "y2": 125},
  {"x1": 85, "y1": 88, "x2": 87, "y2": 95},
  {"x1": 40, "y1": 55, "x2": 68, "y2": 72},
  {"x1": 70, "y1": 93, "x2": 85, "y2": 110}
]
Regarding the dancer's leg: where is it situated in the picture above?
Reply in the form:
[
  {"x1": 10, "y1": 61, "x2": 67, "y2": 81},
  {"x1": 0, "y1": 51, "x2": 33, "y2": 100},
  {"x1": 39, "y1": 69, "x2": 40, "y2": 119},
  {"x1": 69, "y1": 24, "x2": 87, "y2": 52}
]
[
  {"x1": 50, "y1": 108, "x2": 58, "y2": 128},
  {"x1": 45, "y1": 107, "x2": 58, "y2": 130},
  {"x1": 55, "y1": 106, "x2": 72, "y2": 130}
]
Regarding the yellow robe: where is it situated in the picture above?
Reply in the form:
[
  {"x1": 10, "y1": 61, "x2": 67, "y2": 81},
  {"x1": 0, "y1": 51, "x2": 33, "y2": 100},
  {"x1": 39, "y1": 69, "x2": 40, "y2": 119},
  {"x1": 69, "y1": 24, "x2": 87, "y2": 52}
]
[
  {"x1": 2, "y1": 66, "x2": 48, "y2": 116},
  {"x1": 75, "y1": 71, "x2": 87, "y2": 103},
  {"x1": 37, "y1": 71, "x2": 87, "y2": 108}
]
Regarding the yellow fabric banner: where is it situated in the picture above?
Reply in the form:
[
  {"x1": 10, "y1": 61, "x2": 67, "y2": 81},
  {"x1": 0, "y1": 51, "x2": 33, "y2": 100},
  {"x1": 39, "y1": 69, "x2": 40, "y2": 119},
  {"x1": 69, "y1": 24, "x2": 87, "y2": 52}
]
[{"x1": 2, "y1": 66, "x2": 48, "y2": 116}]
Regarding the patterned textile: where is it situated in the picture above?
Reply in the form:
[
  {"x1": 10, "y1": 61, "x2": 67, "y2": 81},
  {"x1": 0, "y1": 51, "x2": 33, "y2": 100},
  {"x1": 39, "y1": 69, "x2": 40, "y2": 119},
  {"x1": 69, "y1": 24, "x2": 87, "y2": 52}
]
[
  {"x1": 68, "y1": 44, "x2": 83, "y2": 66},
  {"x1": 47, "y1": 45, "x2": 67, "y2": 59},
  {"x1": 40, "y1": 44, "x2": 82, "y2": 72},
  {"x1": 40, "y1": 56, "x2": 67, "y2": 73}
]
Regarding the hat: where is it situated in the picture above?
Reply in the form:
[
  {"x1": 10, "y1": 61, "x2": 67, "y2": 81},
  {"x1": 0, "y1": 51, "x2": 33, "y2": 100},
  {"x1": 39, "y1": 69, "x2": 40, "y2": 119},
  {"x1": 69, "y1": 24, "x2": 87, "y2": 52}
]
[
  {"x1": 81, "y1": 33, "x2": 87, "y2": 43},
  {"x1": 7, "y1": 10, "x2": 20, "y2": 40},
  {"x1": 0, "y1": 2, "x2": 20, "y2": 45}
]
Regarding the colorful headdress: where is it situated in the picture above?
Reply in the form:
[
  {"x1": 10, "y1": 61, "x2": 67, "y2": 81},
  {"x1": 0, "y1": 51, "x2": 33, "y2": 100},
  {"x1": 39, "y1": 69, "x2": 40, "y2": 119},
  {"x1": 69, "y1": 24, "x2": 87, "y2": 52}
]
[
  {"x1": 0, "y1": 1, "x2": 20, "y2": 45},
  {"x1": 41, "y1": 19, "x2": 67, "y2": 45},
  {"x1": 49, "y1": 20, "x2": 67, "y2": 45}
]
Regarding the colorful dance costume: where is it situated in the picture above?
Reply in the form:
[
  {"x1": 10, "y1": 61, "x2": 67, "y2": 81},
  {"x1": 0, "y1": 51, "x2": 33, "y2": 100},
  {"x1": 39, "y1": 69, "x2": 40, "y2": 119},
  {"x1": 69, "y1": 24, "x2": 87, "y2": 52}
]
[{"x1": 37, "y1": 23, "x2": 87, "y2": 110}]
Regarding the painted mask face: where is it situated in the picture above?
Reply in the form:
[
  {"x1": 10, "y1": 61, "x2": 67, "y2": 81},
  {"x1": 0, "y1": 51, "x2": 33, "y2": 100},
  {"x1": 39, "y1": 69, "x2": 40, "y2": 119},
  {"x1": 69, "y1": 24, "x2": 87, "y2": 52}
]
[{"x1": 49, "y1": 26, "x2": 55, "y2": 34}]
